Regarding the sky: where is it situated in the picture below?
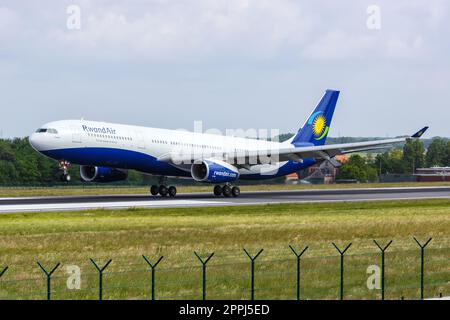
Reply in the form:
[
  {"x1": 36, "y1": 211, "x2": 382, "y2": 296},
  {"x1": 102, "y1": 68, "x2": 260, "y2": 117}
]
[{"x1": 0, "y1": 0, "x2": 449, "y2": 138}]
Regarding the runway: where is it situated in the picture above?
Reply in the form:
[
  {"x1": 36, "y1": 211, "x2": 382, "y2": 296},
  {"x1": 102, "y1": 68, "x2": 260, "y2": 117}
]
[{"x1": 0, "y1": 186, "x2": 449, "y2": 213}]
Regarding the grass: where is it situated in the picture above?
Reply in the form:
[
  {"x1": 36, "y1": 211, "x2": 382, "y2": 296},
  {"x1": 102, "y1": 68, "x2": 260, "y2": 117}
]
[
  {"x1": 0, "y1": 181, "x2": 449, "y2": 197},
  {"x1": 0, "y1": 199, "x2": 449, "y2": 300}
]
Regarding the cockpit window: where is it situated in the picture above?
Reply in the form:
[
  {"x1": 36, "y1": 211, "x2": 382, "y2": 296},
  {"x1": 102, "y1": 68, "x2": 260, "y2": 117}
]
[{"x1": 35, "y1": 128, "x2": 58, "y2": 134}]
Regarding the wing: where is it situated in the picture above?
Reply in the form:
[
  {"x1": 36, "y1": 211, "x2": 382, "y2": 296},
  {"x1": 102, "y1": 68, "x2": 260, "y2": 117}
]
[
  {"x1": 276, "y1": 137, "x2": 405, "y2": 162},
  {"x1": 232, "y1": 127, "x2": 429, "y2": 165},
  {"x1": 159, "y1": 127, "x2": 428, "y2": 166}
]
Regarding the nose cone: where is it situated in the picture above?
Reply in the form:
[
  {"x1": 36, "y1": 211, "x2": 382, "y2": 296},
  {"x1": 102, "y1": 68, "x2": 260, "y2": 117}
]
[
  {"x1": 29, "y1": 133, "x2": 40, "y2": 151},
  {"x1": 29, "y1": 133, "x2": 48, "y2": 152}
]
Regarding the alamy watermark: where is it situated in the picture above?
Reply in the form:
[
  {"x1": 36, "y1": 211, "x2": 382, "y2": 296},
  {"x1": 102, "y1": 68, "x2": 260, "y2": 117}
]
[
  {"x1": 366, "y1": 5, "x2": 381, "y2": 30},
  {"x1": 366, "y1": 265, "x2": 381, "y2": 290},
  {"x1": 66, "y1": 265, "x2": 81, "y2": 290},
  {"x1": 168, "y1": 121, "x2": 283, "y2": 175},
  {"x1": 66, "y1": 4, "x2": 81, "y2": 30}
]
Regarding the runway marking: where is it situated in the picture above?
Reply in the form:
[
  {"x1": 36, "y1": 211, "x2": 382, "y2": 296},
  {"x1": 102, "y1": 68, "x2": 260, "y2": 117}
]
[
  {"x1": 0, "y1": 200, "x2": 227, "y2": 213},
  {"x1": 0, "y1": 187, "x2": 448, "y2": 213},
  {"x1": 0, "y1": 185, "x2": 449, "y2": 201},
  {"x1": 222, "y1": 195, "x2": 450, "y2": 206},
  {"x1": 0, "y1": 195, "x2": 449, "y2": 214}
]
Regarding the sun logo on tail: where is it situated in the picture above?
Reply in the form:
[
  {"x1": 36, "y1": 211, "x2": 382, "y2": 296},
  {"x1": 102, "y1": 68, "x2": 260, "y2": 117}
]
[
  {"x1": 312, "y1": 115, "x2": 326, "y2": 136},
  {"x1": 307, "y1": 112, "x2": 329, "y2": 140}
]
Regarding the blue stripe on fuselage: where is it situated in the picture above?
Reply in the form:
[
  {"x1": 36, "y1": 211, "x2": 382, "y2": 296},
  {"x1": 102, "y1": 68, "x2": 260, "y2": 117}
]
[
  {"x1": 40, "y1": 147, "x2": 316, "y2": 181},
  {"x1": 41, "y1": 147, "x2": 189, "y2": 177},
  {"x1": 239, "y1": 158, "x2": 316, "y2": 180}
]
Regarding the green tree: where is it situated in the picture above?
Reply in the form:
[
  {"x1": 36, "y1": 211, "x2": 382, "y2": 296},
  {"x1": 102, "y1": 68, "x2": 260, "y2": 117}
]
[
  {"x1": 337, "y1": 164, "x2": 365, "y2": 181},
  {"x1": 426, "y1": 138, "x2": 447, "y2": 167},
  {"x1": 337, "y1": 154, "x2": 378, "y2": 182},
  {"x1": 446, "y1": 141, "x2": 450, "y2": 166},
  {"x1": 375, "y1": 150, "x2": 407, "y2": 174},
  {"x1": 0, "y1": 161, "x2": 18, "y2": 184},
  {"x1": 275, "y1": 133, "x2": 294, "y2": 142},
  {"x1": 0, "y1": 141, "x2": 16, "y2": 162},
  {"x1": 402, "y1": 139, "x2": 425, "y2": 173}
]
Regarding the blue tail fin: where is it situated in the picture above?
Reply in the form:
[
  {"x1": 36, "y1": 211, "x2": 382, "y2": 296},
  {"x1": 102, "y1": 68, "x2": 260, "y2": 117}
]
[{"x1": 291, "y1": 89, "x2": 340, "y2": 146}]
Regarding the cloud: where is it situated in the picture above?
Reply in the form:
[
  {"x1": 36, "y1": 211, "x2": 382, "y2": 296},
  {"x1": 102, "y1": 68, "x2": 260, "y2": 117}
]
[
  {"x1": 0, "y1": 0, "x2": 449, "y2": 137},
  {"x1": 45, "y1": 0, "x2": 314, "y2": 61},
  {"x1": 0, "y1": 6, "x2": 22, "y2": 42},
  {"x1": 0, "y1": 0, "x2": 445, "y2": 63}
]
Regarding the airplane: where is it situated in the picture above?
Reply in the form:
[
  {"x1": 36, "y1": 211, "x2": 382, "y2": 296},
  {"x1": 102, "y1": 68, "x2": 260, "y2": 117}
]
[{"x1": 29, "y1": 89, "x2": 428, "y2": 198}]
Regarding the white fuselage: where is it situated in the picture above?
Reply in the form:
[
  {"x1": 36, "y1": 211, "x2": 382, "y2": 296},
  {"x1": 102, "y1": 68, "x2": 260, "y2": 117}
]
[{"x1": 29, "y1": 119, "x2": 310, "y2": 180}]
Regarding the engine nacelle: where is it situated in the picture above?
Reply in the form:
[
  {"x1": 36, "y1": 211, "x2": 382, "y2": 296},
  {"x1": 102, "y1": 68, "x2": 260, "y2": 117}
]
[
  {"x1": 191, "y1": 159, "x2": 239, "y2": 183},
  {"x1": 80, "y1": 165, "x2": 128, "y2": 183}
]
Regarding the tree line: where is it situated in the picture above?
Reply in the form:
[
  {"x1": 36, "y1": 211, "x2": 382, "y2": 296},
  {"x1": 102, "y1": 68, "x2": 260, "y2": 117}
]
[
  {"x1": 0, "y1": 138, "x2": 147, "y2": 186},
  {"x1": 337, "y1": 138, "x2": 450, "y2": 182},
  {"x1": 0, "y1": 137, "x2": 449, "y2": 186}
]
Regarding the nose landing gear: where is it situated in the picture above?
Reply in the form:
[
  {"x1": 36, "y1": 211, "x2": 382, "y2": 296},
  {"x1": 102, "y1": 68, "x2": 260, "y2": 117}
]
[
  {"x1": 59, "y1": 160, "x2": 71, "y2": 182},
  {"x1": 213, "y1": 184, "x2": 240, "y2": 197}
]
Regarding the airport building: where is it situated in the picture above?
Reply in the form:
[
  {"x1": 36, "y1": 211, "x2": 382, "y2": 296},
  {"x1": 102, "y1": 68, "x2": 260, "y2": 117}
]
[
  {"x1": 289, "y1": 159, "x2": 450, "y2": 184},
  {"x1": 381, "y1": 167, "x2": 450, "y2": 183},
  {"x1": 287, "y1": 155, "x2": 349, "y2": 184},
  {"x1": 414, "y1": 167, "x2": 450, "y2": 182}
]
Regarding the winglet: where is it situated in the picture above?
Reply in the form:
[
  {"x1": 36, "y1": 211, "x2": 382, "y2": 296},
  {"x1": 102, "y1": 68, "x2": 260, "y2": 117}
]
[{"x1": 411, "y1": 126, "x2": 429, "y2": 138}]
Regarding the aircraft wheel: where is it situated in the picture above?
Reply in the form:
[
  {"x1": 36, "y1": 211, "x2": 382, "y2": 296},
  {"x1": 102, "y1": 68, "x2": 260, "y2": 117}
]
[
  {"x1": 159, "y1": 185, "x2": 168, "y2": 197},
  {"x1": 168, "y1": 186, "x2": 177, "y2": 197},
  {"x1": 213, "y1": 185, "x2": 222, "y2": 196},
  {"x1": 61, "y1": 173, "x2": 71, "y2": 182},
  {"x1": 222, "y1": 185, "x2": 232, "y2": 197},
  {"x1": 150, "y1": 185, "x2": 159, "y2": 196},
  {"x1": 231, "y1": 186, "x2": 240, "y2": 197}
]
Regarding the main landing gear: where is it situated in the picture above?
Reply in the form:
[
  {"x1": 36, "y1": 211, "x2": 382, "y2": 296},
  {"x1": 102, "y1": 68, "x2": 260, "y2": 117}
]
[
  {"x1": 150, "y1": 184, "x2": 177, "y2": 197},
  {"x1": 213, "y1": 184, "x2": 240, "y2": 197},
  {"x1": 150, "y1": 177, "x2": 177, "y2": 197},
  {"x1": 59, "y1": 160, "x2": 71, "y2": 182},
  {"x1": 149, "y1": 177, "x2": 240, "y2": 198}
]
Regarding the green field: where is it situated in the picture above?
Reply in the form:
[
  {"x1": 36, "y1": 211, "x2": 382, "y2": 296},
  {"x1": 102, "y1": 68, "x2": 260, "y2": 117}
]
[
  {"x1": 0, "y1": 199, "x2": 449, "y2": 300},
  {"x1": 0, "y1": 181, "x2": 449, "y2": 197}
]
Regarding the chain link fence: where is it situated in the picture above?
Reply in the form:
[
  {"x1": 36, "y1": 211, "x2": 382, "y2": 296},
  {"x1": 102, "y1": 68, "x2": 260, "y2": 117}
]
[{"x1": 0, "y1": 238, "x2": 448, "y2": 300}]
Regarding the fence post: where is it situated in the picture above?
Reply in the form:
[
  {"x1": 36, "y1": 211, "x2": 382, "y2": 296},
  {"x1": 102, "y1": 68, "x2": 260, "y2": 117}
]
[
  {"x1": 332, "y1": 242, "x2": 352, "y2": 300},
  {"x1": 243, "y1": 248, "x2": 263, "y2": 301},
  {"x1": 194, "y1": 252, "x2": 214, "y2": 300},
  {"x1": 413, "y1": 237, "x2": 432, "y2": 300},
  {"x1": 142, "y1": 255, "x2": 164, "y2": 301},
  {"x1": 288, "y1": 245, "x2": 308, "y2": 301},
  {"x1": 90, "y1": 258, "x2": 112, "y2": 301},
  {"x1": 37, "y1": 262, "x2": 61, "y2": 300},
  {"x1": 373, "y1": 240, "x2": 393, "y2": 300},
  {"x1": 0, "y1": 266, "x2": 8, "y2": 278}
]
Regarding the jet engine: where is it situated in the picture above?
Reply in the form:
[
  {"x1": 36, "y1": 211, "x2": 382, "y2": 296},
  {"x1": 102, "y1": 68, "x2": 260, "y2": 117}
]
[
  {"x1": 80, "y1": 165, "x2": 128, "y2": 183},
  {"x1": 191, "y1": 159, "x2": 239, "y2": 183}
]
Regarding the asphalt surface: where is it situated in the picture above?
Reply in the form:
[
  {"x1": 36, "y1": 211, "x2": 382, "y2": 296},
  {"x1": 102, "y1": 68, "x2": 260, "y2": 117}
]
[{"x1": 0, "y1": 186, "x2": 449, "y2": 213}]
